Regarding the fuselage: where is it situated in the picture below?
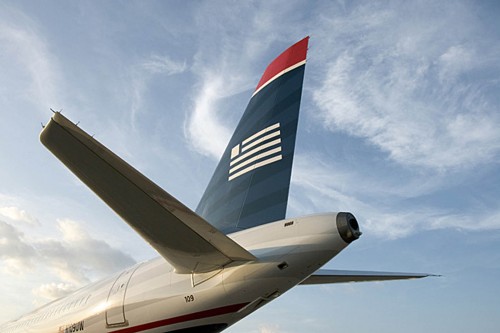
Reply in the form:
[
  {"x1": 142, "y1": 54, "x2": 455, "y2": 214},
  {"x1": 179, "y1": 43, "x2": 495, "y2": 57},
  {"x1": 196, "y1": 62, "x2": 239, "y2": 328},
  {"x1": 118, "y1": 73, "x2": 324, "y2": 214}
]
[{"x1": 1, "y1": 213, "x2": 354, "y2": 333}]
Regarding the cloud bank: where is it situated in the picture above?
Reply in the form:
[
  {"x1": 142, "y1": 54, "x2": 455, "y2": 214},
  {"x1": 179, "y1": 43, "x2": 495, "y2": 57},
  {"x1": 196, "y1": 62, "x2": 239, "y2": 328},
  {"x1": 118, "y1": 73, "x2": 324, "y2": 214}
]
[{"x1": 0, "y1": 218, "x2": 135, "y2": 303}]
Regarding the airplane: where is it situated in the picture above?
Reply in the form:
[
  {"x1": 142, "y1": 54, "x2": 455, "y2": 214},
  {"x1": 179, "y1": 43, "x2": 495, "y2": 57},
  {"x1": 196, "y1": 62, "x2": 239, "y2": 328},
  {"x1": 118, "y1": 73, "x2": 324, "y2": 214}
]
[{"x1": 0, "y1": 37, "x2": 432, "y2": 333}]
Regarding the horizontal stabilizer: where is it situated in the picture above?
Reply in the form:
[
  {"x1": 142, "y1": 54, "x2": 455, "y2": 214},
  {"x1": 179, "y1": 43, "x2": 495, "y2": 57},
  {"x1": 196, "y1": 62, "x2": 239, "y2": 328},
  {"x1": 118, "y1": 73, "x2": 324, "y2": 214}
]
[
  {"x1": 40, "y1": 112, "x2": 256, "y2": 273},
  {"x1": 300, "y1": 269, "x2": 436, "y2": 285}
]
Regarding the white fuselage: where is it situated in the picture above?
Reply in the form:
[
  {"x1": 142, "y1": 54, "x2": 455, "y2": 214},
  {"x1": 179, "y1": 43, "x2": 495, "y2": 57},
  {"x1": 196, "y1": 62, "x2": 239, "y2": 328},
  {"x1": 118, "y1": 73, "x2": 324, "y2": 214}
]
[{"x1": 1, "y1": 213, "x2": 350, "y2": 333}]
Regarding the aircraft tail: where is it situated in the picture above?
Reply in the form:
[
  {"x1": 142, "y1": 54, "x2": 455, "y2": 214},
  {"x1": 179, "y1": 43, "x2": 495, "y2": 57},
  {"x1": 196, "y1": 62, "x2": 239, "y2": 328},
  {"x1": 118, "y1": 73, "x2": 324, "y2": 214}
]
[{"x1": 196, "y1": 37, "x2": 309, "y2": 234}]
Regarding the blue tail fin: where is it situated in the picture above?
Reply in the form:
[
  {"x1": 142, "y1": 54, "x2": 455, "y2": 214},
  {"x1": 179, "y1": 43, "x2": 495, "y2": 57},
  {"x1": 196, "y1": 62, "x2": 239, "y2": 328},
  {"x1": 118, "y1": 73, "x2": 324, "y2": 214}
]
[{"x1": 196, "y1": 37, "x2": 309, "y2": 234}]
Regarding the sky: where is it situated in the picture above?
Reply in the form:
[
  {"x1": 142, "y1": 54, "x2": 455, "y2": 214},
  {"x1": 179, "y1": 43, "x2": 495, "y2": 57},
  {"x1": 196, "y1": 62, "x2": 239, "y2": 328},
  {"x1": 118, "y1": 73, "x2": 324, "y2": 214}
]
[{"x1": 1, "y1": 0, "x2": 499, "y2": 332}]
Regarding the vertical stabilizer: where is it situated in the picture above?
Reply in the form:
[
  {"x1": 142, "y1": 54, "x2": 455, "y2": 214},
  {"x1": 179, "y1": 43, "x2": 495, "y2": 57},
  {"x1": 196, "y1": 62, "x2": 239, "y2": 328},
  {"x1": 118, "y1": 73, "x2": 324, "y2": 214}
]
[{"x1": 196, "y1": 37, "x2": 309, "y2": 234}]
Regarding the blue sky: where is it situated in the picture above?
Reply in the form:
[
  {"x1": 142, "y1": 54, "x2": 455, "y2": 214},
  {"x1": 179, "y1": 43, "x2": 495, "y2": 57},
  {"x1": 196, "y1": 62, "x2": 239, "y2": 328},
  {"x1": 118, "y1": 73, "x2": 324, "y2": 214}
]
[{"x1": 1, "y1": 1, "x2": 499, "y2": 332}]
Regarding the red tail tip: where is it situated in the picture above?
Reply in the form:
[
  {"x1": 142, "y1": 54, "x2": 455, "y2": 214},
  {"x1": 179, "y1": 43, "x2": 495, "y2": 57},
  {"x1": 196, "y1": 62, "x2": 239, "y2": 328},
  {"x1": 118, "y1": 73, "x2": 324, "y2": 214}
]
[{"x1": 254, "y1": 37, "x2": 309, "y2": 96}]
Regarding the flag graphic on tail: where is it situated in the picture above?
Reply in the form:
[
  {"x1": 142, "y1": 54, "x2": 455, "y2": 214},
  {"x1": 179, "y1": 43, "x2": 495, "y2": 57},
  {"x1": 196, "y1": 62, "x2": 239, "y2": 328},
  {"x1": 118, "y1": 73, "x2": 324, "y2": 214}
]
[{"x1": 229, "y1": 122, "x2": 282, "y2": 181}]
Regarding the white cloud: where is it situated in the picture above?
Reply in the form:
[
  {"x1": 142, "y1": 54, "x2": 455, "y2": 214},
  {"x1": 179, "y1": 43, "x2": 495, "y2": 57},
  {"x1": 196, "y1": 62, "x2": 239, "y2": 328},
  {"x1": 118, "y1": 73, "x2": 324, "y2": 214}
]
[
  {"x1": 125, "y1": 54, "x2": 188, "y2": 132},
  {"x1": 259, "y1": 324, "x2": 282, "y2": 333},
  {"x1": 428, "y1": 211, "x2": 500, "y2": 232},
  {"x1": 0, "y1": 218, "x2": 135, "y2": 301},
  {"x1": 185, "y1": 47, "x2": 255, "y2": 158},
  {"x1": 311, "y1": 2, "x2": 500, "y2": 171},
  {"x1": 37, "y1": 219, "x2": 136, "y2": 285},
  {"x1": 181, "y1": 1, "x2": 500, "y2": 171},
  {"x1": 438, "y1": 45, "x2": 474, "y2": 82},
  {"x1": 184, "y1": 1, "x2": 304, "y2": 158},
  {"x1": 291, "y1": 154, "x2": 500, "y2": 239},
  {"x1": 362, "y1": 207, "x2": 500, "y2": 239},
  {"x1": 142, "y1": 55, "x2": 187, "y2": 75},
  {"x1": 0, "y1": 206, "x2": 39, "y2": 226},
  {"x1": 32, "y1": 283, "x2": 76, "y2": 305},
  {"x1": 0, "y1": 9, "x2": 63, "y2": 112},
  {"x1": 0, "y1": 220, "x2": 36, "y2": 274},
  {"x1": 184, "y1": 75, "x2": 233, "y2": 158}
]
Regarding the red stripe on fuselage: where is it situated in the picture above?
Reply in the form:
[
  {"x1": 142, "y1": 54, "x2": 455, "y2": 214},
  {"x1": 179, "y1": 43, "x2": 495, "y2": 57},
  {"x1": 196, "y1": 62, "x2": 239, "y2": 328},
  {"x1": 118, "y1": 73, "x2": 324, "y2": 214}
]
[
  {"x1": 254, "y1": 37, "x2": 309, "y2": 95},
  {"x1": 110, "y1": 303, "x2": 249, "y2": 333}
]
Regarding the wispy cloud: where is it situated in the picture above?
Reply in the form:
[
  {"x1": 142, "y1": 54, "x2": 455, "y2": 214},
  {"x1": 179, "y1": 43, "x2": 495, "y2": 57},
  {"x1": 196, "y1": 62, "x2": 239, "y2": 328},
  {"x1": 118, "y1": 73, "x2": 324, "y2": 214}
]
[
  {"x1": 184, "y1": 1, "x2": 305, "y2": 158},
  {"x1": 125, "y1": 54, "x2": 188, "y2": 130},
  {"x1": 291, "y1": 154, "x2": 500, "y2": 239},
  {"x1": 0, "y1": 7, "x2": 63, "y2": 112},
  {"x1": 181, "y1": 1, "x2": 500, "y2": 171},
  {"x1": 310, "y1": 2, "x2": 500, "y2": 171},
  {"x1": 184, "y1": 76, "x2": 233, "y2": 158},
  {"x1": 142, "y1": 55, "x2": 187, "y2": 75}
]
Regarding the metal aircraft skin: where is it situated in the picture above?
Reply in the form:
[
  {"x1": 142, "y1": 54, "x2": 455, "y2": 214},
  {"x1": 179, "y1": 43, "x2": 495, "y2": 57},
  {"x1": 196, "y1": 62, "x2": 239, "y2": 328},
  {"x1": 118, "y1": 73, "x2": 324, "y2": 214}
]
[{"x1": 0, "y1": 37, "x2": 431, "y2": 333}]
